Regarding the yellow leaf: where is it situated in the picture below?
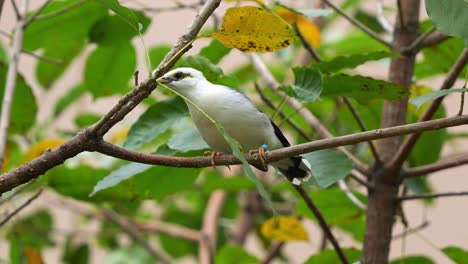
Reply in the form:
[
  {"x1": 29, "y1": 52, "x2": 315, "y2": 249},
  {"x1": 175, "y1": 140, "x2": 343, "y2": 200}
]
[
  {"x1": 260, "y1": 216, "x2": 309, "y2": 241},
  {"x1": 24, "y1": 247, "x2": 44, "y2": 264},
  {"x1": 24, "y1": 138, "x2": 66, "y2": 162},
  {"x1": 409, "y1": 84, "x2": 432, "y2": 113},
  {"x1": 224, "y1": 0, "x2": 265, "y2": 5},
  {"x1": 1, "y1": 144, "x2": 11, "y2": 172},
  {"x1": 277, "y1": 8, "x2": 321, "y2": 48},
  {"x1": 210, "y1": 6, "x2": 296, "y2": 52},
  {"x1": 109, "y1": 127, "x2": 129, "y2": 144}
]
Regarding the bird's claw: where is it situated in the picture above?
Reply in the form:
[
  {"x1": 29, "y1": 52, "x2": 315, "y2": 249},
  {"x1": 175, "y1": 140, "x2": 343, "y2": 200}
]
[
  {"x1": 204, "y1": 151, "x2": 229, "y2": 170},
  {"x1": 249, "y1": 144, "x2": 269, "y2": 171}
]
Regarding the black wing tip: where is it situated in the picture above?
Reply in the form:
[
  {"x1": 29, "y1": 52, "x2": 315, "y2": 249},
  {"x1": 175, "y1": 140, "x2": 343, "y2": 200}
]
[{"x1": 279, "y1": 156, "x2": 309, "y2": 183}]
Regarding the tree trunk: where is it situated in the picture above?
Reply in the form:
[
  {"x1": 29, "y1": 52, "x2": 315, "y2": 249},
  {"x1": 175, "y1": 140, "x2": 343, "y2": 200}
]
[{"x1": 362, "y1": 1, "x2": 421, "y2": 263}]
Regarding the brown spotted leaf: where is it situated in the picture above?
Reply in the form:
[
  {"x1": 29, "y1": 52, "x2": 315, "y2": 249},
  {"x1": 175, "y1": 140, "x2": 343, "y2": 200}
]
[{"x1": 210, "y1": 6, "x2": 296, "y2": 52}]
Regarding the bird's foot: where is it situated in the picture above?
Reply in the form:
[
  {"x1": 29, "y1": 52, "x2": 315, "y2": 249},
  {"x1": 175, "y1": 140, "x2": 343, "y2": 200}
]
[
  {"x1": 249, "y1": 144, "x2": 269, "y2": 171},
  {"x1": 204, "y1": 151, "x2": 228, "y2": 170}
]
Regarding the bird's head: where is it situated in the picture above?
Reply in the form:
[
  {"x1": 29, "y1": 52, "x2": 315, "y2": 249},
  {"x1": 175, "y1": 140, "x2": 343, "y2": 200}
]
[{"x1": 156, "y1": 68, "x2": 206, "y2": 90}]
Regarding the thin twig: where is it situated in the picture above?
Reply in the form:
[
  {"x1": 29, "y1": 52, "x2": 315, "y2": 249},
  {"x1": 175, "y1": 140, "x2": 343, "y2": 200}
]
[
  {"x1": 293, "y1": 22, "x2": 321, "y2": 62},
  {"x1": 32, "y1": 0, "x2": 86, "y2": 22},
  {"x1": 0, "y1": 0, "x2": 28, "y2": 169},
  {"x1": 376, "y1": 0, "x2": 393, "y2": 33},
  {"x1": 398, "y1": 191, "x2": 468, "y2": 201},
  {"x1": 230, "y1": 191, "x2": 261, "y2": 245},
  {"x1": 397, "y1": 0, "x2": 405, "y2": 29},
  {"x1": 392, "y1": 221, "x2": 429, "y2": 240},
  {"x1": 457, "y1": 70, "x2": 468, "y2": 116},
  {"x1": 199, "y1": 191, "x2": 226, "y2": 264},
  {"x1": 0, "y1": 189, "x2": 42, "y2": 226},
  {"x1": 417, "y1": 32, "x2": 451, "y2": 50},
  {"x1": 140, "y1": 1, "x2": 200, "y2": 13},
  {"x1": 294, "y1": 185, "x2": 349, "y2": 264},
  {"x1": 134, "y1": 70, "x2": 139, "y2": 86},
  {"x1": 262, "y1": 242, "x2": 285, "y2": 264},
  {"x1": 404, "y1": 152, "x2": 468, "y2": 178},
  {"x1": 342, "y1": 98, "x2": 381, "y2": 164},
  {"x1": 338, "y1": 180, "x2": 366, "y2": 209},
  {"x1": 22, "y1": 49, "x2": 63, "y2": 65},
  {"x1": 321, "y1": 0, "x2": 391, "y2": 48},
  {"x1": 391, "y1": 49, "x2": 468, "y2": 169},
  {"x1": 101, "y1": 208, "x2": 171, "y2": 264},
  {"x1": 401, "y1": 26, "x2": 436, "y2": 54},
  {"x1": 24, "y1": 0, "x2": 53, "y2": 26},
  {"x1": 10, "y1": 0, "x2": 20, "y2": 19}
]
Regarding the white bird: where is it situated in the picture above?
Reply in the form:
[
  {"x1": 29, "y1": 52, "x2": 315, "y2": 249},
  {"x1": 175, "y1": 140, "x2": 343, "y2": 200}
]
[{"x1": 155, "y1": 67, "x2": 311, "y2": 185}]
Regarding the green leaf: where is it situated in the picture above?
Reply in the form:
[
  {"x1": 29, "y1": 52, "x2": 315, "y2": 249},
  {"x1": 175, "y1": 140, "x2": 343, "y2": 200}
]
[
  {"x1": 303, "y1": 149, "x2": 354, "y2": 189},
  {"x1": 46, "y1": 165, "x2": 135, "y2": 202},
  {"x1": 200, "y1": 40, "x2": 232, "y2": 64},
  {"x1": 89, "y1": 14, "x2": 150, "y2": 44},
  {"x1": 391, "y1": 256, "x2": 435, "y2": 264},
  {"x1": 0, "y1": 63, "x2": 37, "y2": 134},
  {"x1": 318, "y1": 31, "x2": 389, "y2": 58},
  {"x1": 167, "y1": 127, "x2": 209, "y2": 152},
  {"x1": 89, "y1": 163, "x2": 150, "y2": 197},
  {"x1": 296, "y1": 188, "x2": 366, "y2": 241},
  {"x1": 281, "y1": 67, "x2": 322, "y2": 103},
  {"x1": 53, "y1": 84, "x2": 86, "y2": 117},
  {"x1": 62, "y1": 239, "x2": 89, "y2": 264},
  {"x1": 7, "y1": 210, "x2": 54, "y2": 250},
  {"x1": 442, "y1": 246, "x2": 468, "y2": 264},
  {"x1": 203, "y1": 173, "x2": 255, "y2": 192},
  {"x1": 425, "y1": 0, "x2": 468, "y2": 42},
  {"x1": 84, "y1": 42, "x2": 136, "y2": 98},
  {"x1": 312, "y1": 51, "x2": 398, "y2": 73},
  {"x1": 322, "y1": 74, "x2": 409, "y2": 102},
  {"x1": 135, "y1": 166, "x2": 201, "y2": 200},
  {"x1": 354, "y1": 9, "x2": 385, "y2": 33},
  {"x1": 149, "y1": 45, "x2": 171, "y2": 67},
  {"x1": 74, "y1": 112, "x2": 101, "y2": 128},
  {"x1": 104, "y1": 245, "x2": 153, "y2": 264},
  {"x1": 215, "y1": 245, "x2": 260, "y2": 264},
  {"x1": 124, "y1": 97, "x2": 188, "y2": 149},
  {"x1": 181, "y1": 56, "x2": 224, "y2": 83},
  {"x1": 24, "y1": 0, "x2": 107, "y2": 88},
  {"x1": 95, "y1": 0, "x2": 147, "y2": 33},
  {"x1": 304, "y1": 248, "x2": 361, "y2": 264},
  {"x1": 410, "y1": 88, "x2": 468, "y2": 110}
]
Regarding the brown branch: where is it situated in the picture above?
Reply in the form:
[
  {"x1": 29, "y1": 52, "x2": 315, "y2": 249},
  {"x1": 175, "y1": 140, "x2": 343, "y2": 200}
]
[
  {"x1": 0, "y1": 0, "x2": 222, "y2": 194},
  {"x1": 398, "y1": 191, "x2": 468, "y2": 201},
  {"x1": 0, "y1": 189, "x2": 42, "y2": 226},
  {"x1": 22, "y1": 49, "x2": 63, "y2": 65},
  {"x1": 392, "y1": 221, "x2": 429, "y2": 240},
  {"x1": 137, "y1": 220, "x2": 201, "y2": 242},
  {"x1": 101, "y1": 208, "x2": 171, "y2": 264},
  {"x1": 262, "y1": 242, "x2": 285, "y2": 264},
  {"x1": 321, "y1": 0, "x2": 391, "y2": 48},
  {"x1": 404, "y1": 153, "x2": 468, "y2": 178},
  {"x1": 0, "y1": 0, "x2": 28, "y2": 169},
  {"x1": 294, "y1": 185, "x2": 349, "y2": 264},
  {"x1": 10, "y1": 0, "x2": 20, "y2": 19},
  {"x1": 418, "y1": 32, "x2": 451, "y2": 50},
  {"x1": 24, "y1": 0, "x2": 53, "y2": 26},
  {"x1": 0, "y1": 0, "x2": 5, "y2": 20},
  {"x1": 230, "y1": 191, "x2": 261, "y2": 245},
  {"x1": 294, "y1": 22, "x2": 321, "y2": 62},
  {"x1": 391, "y1": 48, "x2": 468, "y2": 169},
  {"x1": 199, "y1": 190, "x2": 226, "y2": 264},
  {"x1": 401, "y1": 26, "x2": 435, "y2": 54}
]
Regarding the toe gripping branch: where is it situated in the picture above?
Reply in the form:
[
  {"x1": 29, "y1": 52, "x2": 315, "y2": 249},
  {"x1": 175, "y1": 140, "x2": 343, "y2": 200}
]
[{"x1": 249, "y1": 144, "x2": 269, "y2": 171}]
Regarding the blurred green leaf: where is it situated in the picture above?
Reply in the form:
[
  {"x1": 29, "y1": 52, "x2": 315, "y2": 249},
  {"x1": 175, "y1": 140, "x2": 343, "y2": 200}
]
[
  {"x1": 7, "y1": 210, "x2": 54, "y2": 250},
  {"x1": 24, "y1": 0, "x2": 107, "y2": 87},
  {"x1": 84, "y1": 42, "x2": 136, "y2": 98},
  {"x1": 89, "y1": 14, "x2": 150, "y2": 44},
  {"x1": 303, "y1": 149, "x2": 354, "y2": 189},
  {"x1": 391, "y1": 256, "x2": 435, "y2": 264},
  {"x1": 354, "y1": 9, "x2": 385, "y2": 33},
  {"x1": 104, "y1": 245, "x2": 152, "y2": 264},
  {"x1": 167, "y1": 127, "x2": 209, "y2": 152},
  {"x1": 215, "y1": 245, "x2": 260, "y2": 264},
  {"x1": 95, "y1": 0, "x2": 150, "y2": 33},
  {"x1": 54, "y1": 84, "x2": 86, "y2": 117},
  {"x1": 304, "y1": 248, "x2": 361, "y2": 264},
  {"x1": 202, "y1": 173, "x2": 255, "y2": 192},
  {"x1": 410, "y1": 88, "x2": 468, "y2": 110},
  {"x1": 281, "y1": 67, "x2": 322, "y2": 103},
  {"x1": 62, "y1": 238, "x2": 89, "y2": 264},
  {"x1": 296, "y1": 188, "x2": 366, "y2": 241},
  {"x1": 74, "y1": 112, "x2": 101, "y2": 128},
  {"x1": 135, "y1": 166, "x2": 201, "y2": 200},
  {"x1": 46, "y1": 165, "x2": 136, "y2": 202},
  {"x1": 149, "y1": 44, "x2": 171, "y2": 67},
  {"x1": 425, "y1": 0, "x2": 468, "y2": 43},
  {"x1": 181, "y1": 55, "x2": 223, "y2": 83},
  {"x1": 0, "y1": 63, "x2": 37, "y2": 134},
  {"x1": 90, "y1": 163, "x2": 151, "y2": 197},
  {"x1": 312, "y1": 51, "x2": 397, "y2": 73},
  {"x1": 318, "y1": 32, "x2": 389, "y2": 59},
  {"x1": 200, "y1": 40, "x2": 231, "y2": 64},
  {"x1": 124, "y1": 97, "x2": 188, "y2": 149},
  {"x1": 322, "y1": 74, "x2": 409, "y2": 102},
  {"x1": 442, "y1": 246, "x2": 468, "y2": 264}
]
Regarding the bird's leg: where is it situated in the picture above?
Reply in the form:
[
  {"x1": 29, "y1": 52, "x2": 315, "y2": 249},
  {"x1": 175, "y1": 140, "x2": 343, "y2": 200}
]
[
  {"x1": 249, "y1": 144, "x2": 269, "y2": 171},
  {"x1": 204, "y1": 151, "x2": 228, "y2": 170}
]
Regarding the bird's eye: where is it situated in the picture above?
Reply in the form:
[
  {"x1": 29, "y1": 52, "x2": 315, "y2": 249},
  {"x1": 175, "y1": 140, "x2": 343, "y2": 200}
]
[{"x1": 174, "y1": 72, "x2": 184, "y2": 80}]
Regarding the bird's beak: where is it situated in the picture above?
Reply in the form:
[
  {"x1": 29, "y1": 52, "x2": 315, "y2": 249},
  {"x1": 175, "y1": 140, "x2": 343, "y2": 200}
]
[{"x1": 157, "y1": 77, "x2": 175, "y2": 84}]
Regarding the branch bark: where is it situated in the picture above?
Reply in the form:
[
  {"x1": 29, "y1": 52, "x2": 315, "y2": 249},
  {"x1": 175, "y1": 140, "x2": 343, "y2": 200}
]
[
  {"x1": 199, "y1": 190, "x2": 226, "y2": 264},
  {"x1": 404, "y1": 152, "x2": 468, "y2": 178},
  {"x1": 398, "y1": 191, "x2": 468, "y2": 201}
]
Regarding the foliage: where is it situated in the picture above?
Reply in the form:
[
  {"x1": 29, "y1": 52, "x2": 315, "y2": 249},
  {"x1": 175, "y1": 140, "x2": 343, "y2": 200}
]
[{"x1": 1, "y1": 0, "x2": 467, "y2": 263}]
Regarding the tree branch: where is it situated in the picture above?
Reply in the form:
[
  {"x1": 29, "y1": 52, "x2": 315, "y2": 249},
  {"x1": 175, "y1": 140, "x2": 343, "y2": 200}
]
[
  {"x1": 403, "y1": 152, "x2": 468, "y2": 178},
  {"x1": 199, "y1": 190, "x2": 226, "y2": 264},
  {"x1": 101, "y1": 208, "x2": 171, "y2": 264},
  {"x1": 24, "y1": 0, "x2": 53, "y2": 26},
  {"x1": 0, "y1": 0, "x2": 28, "y2": 169},
  {"x1": 294, "y1": 185, "x2": 349, "y2": 264},
  {"x1": 321, "y1": 0, "x2": 391, "y2": 48},
  {"x1": 401, "y1": 26, "x2": 435, "y2": 54},
  {"x1": 398, "y1": 191, "x2": 468, "y2": 201},
  {"x1": 417, "y1": 32, "x2": 451, "y2": 50},
  {"x1": 262, "y1": 242, "x2": 284, "y2": 264},
  {"x1": 0, "y1": 189, "x2": 42, "y2": 226},
  {"x1": 391, "y1": 48, "x2": 468, "y2": 169},
  {"x1": 230, "y1": 191, "x2": 261, "y2": 245}
]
